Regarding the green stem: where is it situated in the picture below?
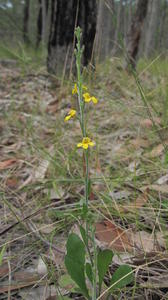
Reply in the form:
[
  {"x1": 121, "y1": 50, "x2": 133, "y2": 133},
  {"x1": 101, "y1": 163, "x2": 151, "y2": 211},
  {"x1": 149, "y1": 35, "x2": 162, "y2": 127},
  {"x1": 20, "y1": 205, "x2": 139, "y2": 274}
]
[
  {"x1": 75, "y1": 26, "x2": 94, "y2": 296},
  {"x1": 85, "y1": 149, "x2": 89, "y2": 207},
  {"x1": 92, "y1": 230, "x2": 97, "y2": 300}
]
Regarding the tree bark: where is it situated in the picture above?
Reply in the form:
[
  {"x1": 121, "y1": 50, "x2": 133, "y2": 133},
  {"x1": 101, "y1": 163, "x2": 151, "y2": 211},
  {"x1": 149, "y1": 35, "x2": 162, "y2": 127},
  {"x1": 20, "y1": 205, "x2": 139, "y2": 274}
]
[
  {"x1": 144, "y1": 0, "x2": 160, "y2": 57},
  {"x1": 158, "y1": 0, "x2": 167, "y2": 50},
  {"x1": 124, "y1": 0, "x2": 149, "y2": 69},
  {"x1": 112, "y1": 0, "x2": 122, "y2": 55},
  {"x1": 36, "y1": 0, "x2": 42, "y2": 48},
  {"x1": 23, "y1": 0, "x2": 30, "y2": 44},
  {"x1": 36, "y1": 0, "x2": 49, "y2": 48},
  {"x1": 47, "y1": 0, "x2": 97, "y2": 74}
]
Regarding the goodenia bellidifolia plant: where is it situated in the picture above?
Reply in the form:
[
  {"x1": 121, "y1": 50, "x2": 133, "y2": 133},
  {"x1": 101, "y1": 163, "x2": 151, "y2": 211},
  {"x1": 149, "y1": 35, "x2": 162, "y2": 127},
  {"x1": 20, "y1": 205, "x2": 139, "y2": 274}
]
[{"x1": 64, "y1": 27, "x2": 133, "y2": 300}]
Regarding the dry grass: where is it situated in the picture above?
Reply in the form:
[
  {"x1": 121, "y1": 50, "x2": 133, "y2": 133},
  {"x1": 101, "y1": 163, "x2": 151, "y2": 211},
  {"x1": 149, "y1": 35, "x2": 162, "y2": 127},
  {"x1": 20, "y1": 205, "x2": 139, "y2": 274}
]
[{"x1": 0, "y1": 56, "x2": 168, "y2": 299}]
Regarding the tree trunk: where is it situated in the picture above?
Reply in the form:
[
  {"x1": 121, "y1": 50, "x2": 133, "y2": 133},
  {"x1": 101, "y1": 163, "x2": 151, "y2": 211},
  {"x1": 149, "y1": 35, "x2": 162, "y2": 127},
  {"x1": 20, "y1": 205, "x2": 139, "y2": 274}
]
[
  {"x1": 47, "y1": 0, "x2": 97, "y2": 74},
  {"x1": 144, "y1": 0, "x2": 160, "y2": 57},
  {"x1": 23, "y1": 0, "x2": 30, "y2": 44},
  {"x1": 36, "y1": 0, "x2": 49, "y2": 48},
  {"x1": 124, "y1": 0, "x2": 149, "y2": 69},
  {"x1": 112, "y1": 0, "x2": 122, "y2": 55},
  {"x1": 36, "y1": 0, "x2": 42, "y2": 48},
  {"x1": 158, "y1": 0, "x2": 167, "y2": 50}
]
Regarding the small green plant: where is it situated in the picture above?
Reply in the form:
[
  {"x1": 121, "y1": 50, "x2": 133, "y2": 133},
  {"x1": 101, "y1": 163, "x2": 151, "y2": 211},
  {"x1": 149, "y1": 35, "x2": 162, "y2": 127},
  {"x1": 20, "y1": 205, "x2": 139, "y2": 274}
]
[
  {"x1": 64, "y1": 27, "x2": 133, "y2": 299},
  {"x1": 0, "y1": 245, "x2": 5, "y2": 266}
]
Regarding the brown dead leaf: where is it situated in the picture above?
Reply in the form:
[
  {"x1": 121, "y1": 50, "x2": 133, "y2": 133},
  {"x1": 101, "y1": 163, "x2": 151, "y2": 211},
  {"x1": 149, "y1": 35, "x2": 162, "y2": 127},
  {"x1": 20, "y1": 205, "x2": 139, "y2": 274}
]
[
  {"x1": 0, "y1": 264, "x2": 9, "y2": 277},
  {"x1": 0, "y1": 277, "x2": 45, "y2": 293},
  {"x1": 131, "y1": 231, "x2": 154, "y2": 252},
  {"x1": 131, "y1": 230, "x2": 165, "y2": 253},
  {"x1": 6, "y1": 177, "x2": 18, "y2": 188},
  {"x1": 148, "y1": 184, "x2": 168, "y2": 194},
  {"x1": 129, "y1": 138, "x2": 149, "y2": 149},
  {"x1": 95, "y1": 220, "x2": 132, "y2": 252},
  {"x1": 13, "y1": 271, "x2": 40, "y2": 282},
  {"x1": 46, "y1": 98, "x2": 59, "y2": 114},
  {"x1": 150, "y1": 144, "x2": 164, "y2": 158},
  {"x1": 157, "y1": 174, "x2": 168, "y2": 185},
  {"x1": 121, "y1": 190, "x2": 148, "y2": 212},
  {"x1": 0, "y1": 158, "x2": 17, "y2": 170},
  {"x1": 140, "y1": 118, "x2": 161, "y2": 128}
]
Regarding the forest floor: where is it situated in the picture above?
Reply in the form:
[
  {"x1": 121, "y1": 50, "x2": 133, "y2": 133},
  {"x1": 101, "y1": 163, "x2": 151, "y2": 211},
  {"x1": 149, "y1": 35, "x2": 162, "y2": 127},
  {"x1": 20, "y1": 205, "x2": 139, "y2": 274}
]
[{"x1": 0, "y1": 56, "x2": 168, "y2": 299}]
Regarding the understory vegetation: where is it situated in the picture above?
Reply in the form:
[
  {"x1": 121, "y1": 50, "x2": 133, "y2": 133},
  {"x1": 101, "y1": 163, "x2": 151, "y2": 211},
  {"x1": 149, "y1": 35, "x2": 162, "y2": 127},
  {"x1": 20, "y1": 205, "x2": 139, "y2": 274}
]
[{"x1": 0, "y1": 38, "x2": 168, "y2": 299}]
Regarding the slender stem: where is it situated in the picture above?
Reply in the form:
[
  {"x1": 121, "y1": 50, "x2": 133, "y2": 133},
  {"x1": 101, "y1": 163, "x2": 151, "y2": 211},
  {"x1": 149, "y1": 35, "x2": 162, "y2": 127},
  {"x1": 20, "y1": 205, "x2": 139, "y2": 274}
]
[
  {"x1": 92, "y1": 230, "x2": 97, "y2": 300},
  {"x1": 85, "y1": 149, "x2": 89, "y2": 207},
  {"x1": 75, "y1": 27, "x2": 94, "y2": 298}
]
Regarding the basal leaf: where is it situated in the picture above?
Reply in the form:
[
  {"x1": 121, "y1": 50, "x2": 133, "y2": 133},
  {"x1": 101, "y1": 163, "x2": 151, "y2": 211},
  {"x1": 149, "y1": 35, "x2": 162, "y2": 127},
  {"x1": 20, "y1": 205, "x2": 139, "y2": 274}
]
[
  {"x1": 97, "y1": 248, "x2": 113, "y2": 292},
  {"x1": 109, "y1": 264, "x2": 133, "y2": 291},
  {"x1": 65, "y1": 233, "x2": 89, "y2": 299},
  {"x1": 86, "y1": 262, "x2": 93, "y2": 283}
]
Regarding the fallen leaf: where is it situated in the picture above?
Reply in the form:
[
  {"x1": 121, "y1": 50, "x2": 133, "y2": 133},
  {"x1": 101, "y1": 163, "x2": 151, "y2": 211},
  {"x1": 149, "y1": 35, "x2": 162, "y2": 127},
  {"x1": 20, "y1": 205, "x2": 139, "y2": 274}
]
[
  {"x1": 121, "y1": 190, "x2": 148, "y2": 212},
  {"x1": 95, "y1": 220, "x2": 132, "y2": 252},
  {"x1": 6, "y1": 177, "x2": 18, "y2": 188},
  {"x1": 131, "y1": 231, "x2": 154, "y2": 252},
  {"x1": 150, "y1": 144, "x2": 164, "y2": 158},
  {"x1": 156, "y1": 174, "x2": 168, "y2": 185},
  {"x1": 148, "y1": 184, "x2": 168, "y2": 194},
  {"x1": 14, "y1": 271, "x2": 41, "y2": 282},
  {"x1": 37, "y1": 257, "x2": 48, "y2": 275},
  {"x1": 128, "y1": 160, "x2": 140, "y2": 172},
  {"x1": 131, "y1": 230, "x2": 165, "y2": 253},
  {"x1": 140, "y1": 118, "x2": 161, "y2": 128},
  {"x1": 156, "y1": 231, "x2": 166, "y2": 249},
  {"x1": 0, "y1": 278, "x2": 46, "y2": 293},
  {"x1": 0, "y1": 158, "x2": 17, "y2": 170},
  {"x1": 110, "y1": 190, "x2": 131, "y2": 200},
  {"x1": 140, "y1": 119, "x2": 153, "y2": 128},
  {"x1": 19, "y1": 146, "x2": 54, "y2": 189},
  {"x1": 129, "y1": 138, "x2": 149, "y2": 149}
]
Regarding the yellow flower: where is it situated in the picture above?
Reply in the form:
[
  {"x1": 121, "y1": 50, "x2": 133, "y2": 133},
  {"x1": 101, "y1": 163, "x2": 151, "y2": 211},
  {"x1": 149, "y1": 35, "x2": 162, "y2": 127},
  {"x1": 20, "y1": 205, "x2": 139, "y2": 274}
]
[
  {"x1": 82, "y1": 85, "x2": 88, "y2": 91},
  {"x1": 64, "y1": 109, "x2": 76, "y2": 122},
  {"x1": 72, "y1": 83, "x2": 78, "y2": 95},
  {"x1": 83, "y1": 93, "x2": 92, "y2": 102},
  {"x1": 91, "y1": 96, "x2": 98, "y2": 104},
  {"x1": 83, "y1": 93, "x2": 98, "y2": 104},
  {"x1": 72, "y1": 84, "x2": 87, "y2": 95},
  {"x1": 77, "y1": 137, "x2": 95, "y2": 150}
]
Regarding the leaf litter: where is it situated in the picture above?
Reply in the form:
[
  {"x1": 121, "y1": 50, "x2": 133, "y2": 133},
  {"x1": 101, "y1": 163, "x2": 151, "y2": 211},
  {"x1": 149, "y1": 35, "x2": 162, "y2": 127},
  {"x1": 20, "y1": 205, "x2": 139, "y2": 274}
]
[{"x1": 0, "y1": 61, "x2": 168, "y2": 299}]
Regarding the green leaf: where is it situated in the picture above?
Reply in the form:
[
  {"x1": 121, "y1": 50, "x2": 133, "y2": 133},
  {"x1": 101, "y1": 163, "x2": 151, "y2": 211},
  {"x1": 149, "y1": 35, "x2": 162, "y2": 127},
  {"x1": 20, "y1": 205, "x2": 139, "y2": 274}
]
[
  {"x1": 0, "y1": 246, "x2": 5, "y2": 266},
  {"x1": 59, "y1": 274, "x2": 77, "y2": 293},
  {"x1": 64, "y1": 233, "x2": 89, "y2": 299},
  {"x1": 97, "y1": 249, "x2": 113, "y2": 292},
  {"x1": 79, "y1": 225, "x2": 88, "y2": 246},
  {"x1": 109, "y1": 264, "x2": 133, "y2": 291},
  {"x1": 86, "y1": 262, "x2": 93, "y2": 283},
  {"x1": 82, "y1": 203, "x2": 88, "y2": 217}
]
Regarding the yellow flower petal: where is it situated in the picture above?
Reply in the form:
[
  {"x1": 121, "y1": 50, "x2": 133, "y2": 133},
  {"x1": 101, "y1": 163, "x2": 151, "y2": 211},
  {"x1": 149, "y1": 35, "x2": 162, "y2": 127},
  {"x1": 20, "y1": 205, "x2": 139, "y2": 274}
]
[
  {"x1": 88, "y1": 141, "x2": 95, "y2": 147},
  {"x1": 64, "y1": 115, "x2": 71, "y2": 122},
  {"x1": 64, "y1": 109, "x2": 76, "y2": 122},
  {"x1": 77, "y1": 137, "x2": 95, "y2": 150},
  {"x1": 72, "y1": 83, "x2": 78, "y2": 95},
  {"x1": 77, "y1": 143, "x2": 83, "y2": 148},
  {"x1": 82, "y1": 144, "x2": 89, "y2": 149},
  {"x1": 83, "y1": 93, "x2": 92, "y2": 102},
  {"x1": 82, "y1": 85, "x2": 87, "y2": 91},
  {"x1": 69, "y1": 109, "x2": 76, "y2": 117},
  {"x1": 91, "y1": 96, "x2": 98, "y2": 104},
  {"x1": 83, "y1": 137, "x2": 91, "y2": 143}
]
